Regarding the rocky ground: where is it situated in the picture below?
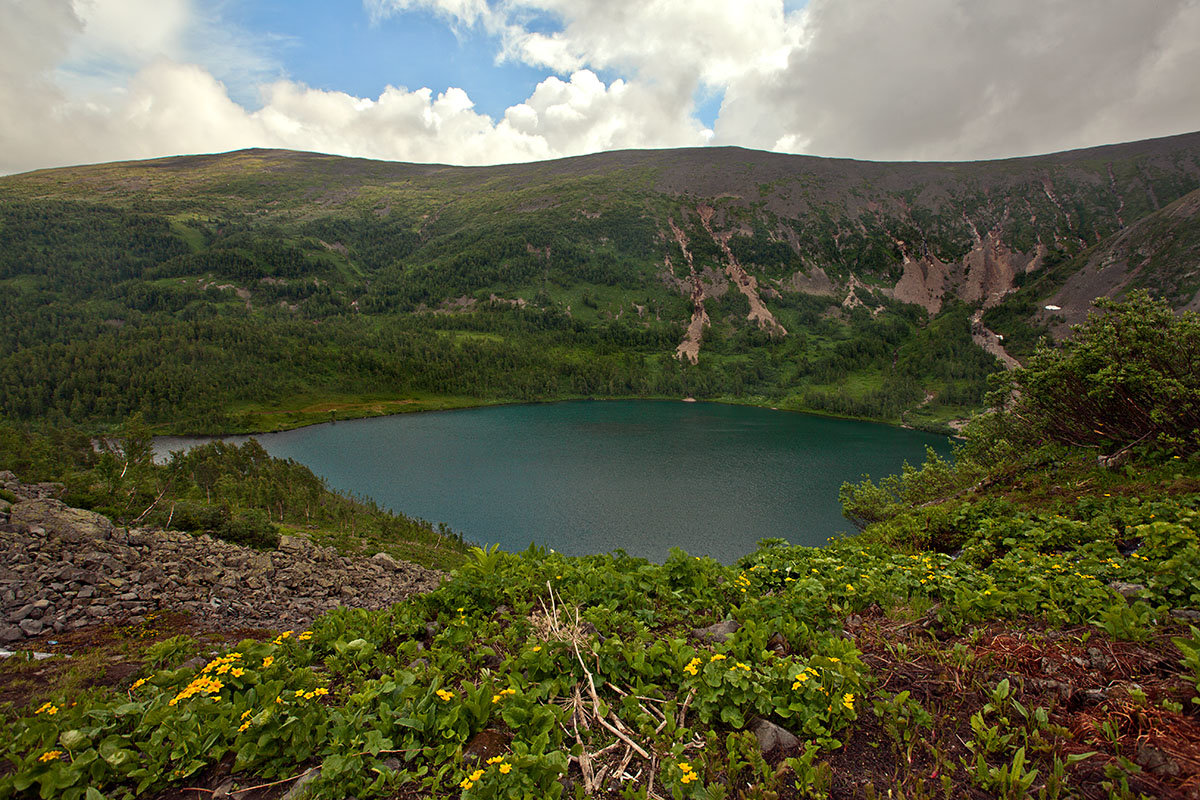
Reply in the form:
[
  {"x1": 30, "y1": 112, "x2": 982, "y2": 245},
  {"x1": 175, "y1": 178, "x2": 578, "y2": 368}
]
[{"x1": 0, "y1": 471, "x2": 443, "y2": 642}]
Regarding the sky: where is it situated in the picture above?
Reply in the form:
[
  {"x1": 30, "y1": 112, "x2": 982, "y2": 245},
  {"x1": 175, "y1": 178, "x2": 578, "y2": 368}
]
[{"x1": 2, "y1": 0, "x2": 1200, "y2": 175}]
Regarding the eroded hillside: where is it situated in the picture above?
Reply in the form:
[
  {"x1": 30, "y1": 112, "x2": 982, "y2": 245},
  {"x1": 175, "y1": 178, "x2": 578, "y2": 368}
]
[{"x1": 2, "y1": 132, "x2": 1199, "y2": 432}]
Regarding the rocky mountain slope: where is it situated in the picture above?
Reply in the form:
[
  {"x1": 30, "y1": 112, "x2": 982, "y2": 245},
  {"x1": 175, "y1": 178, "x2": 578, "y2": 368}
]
[{"x1": 0, "y1": 471, "x2": 442, "y2": 641}]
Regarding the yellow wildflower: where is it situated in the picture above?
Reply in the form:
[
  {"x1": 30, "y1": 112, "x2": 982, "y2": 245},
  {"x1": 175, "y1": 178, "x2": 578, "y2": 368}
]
[
  {"x1": 709, "y1": 654, "x2": 727, "y2": 662},
  {"x1": 298, "y1": 631, "x2": 313, "y2": 641},
  {"x1": 683, "y1": 658, "x2": 702, "y2": 676},
  {"x1": 262, "y1": 656, "x2": 274, "y2": 669},
  {"x1": 231, "y1": 668, "x2": 245, "y2": 678},
  {"x1": 499, "y1": 763, "x2": 512, "y2": 774},
  {"x1": 38, "y1": 750, "x2": 63, "y2": 763},
  {"x1": 130, "y1": 678, "x2": 148, "y2": 690},
  {"x1": 34, "y1": 702, "x2": 58, "y2": 716},
  {"x1": 487, "y1": 756, "x2": 505, "y2": 765},
  {"x1": 532, "y1": 646, "x2": 542, "y2": 652},
  {"x1": 436, "y1": 689, "x2": 455, "y2": 702},
  {"x1": 842, "y1": 692, "x2": 855, "y2": 710}
]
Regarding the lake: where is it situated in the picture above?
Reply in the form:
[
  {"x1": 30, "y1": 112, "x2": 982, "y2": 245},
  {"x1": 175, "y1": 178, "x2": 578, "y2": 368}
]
[{"x1": 155, "y1": 401, "x2": 952, "y2": 563}]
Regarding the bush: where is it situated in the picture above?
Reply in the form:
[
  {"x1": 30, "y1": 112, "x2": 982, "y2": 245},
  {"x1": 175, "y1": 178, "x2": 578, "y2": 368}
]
[
  {"x1": 989, "y1": 292, "x2": 1200, "y2": 457},
  {"x1": 216, "y1": 509, "x2": 280, "y2": 550}
]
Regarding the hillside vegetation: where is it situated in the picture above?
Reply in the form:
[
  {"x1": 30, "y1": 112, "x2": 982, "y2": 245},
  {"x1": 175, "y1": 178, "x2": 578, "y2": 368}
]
[
  {"x1": 2, "y1": 134, "x2": 1199, "y2": 434},
  {"x1": 2, "y1": 296, "x2": 1198, "y2": 799},
  {"x1": 0, "y1": 418, "x2": 469, "y2": 571}
]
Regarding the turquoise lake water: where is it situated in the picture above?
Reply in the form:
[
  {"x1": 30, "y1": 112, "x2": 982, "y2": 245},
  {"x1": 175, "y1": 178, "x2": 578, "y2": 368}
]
[{"x1": 155, "y1": 401, "x2": 952, "y2": 564}]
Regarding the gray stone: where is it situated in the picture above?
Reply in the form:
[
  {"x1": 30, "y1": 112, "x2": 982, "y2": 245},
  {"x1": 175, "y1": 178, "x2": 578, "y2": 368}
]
[
  {"x1": 0, "y1": 625, "x2": 23, "y2": 643},
  {"x1": 282, "y1": 767, "x2": 321, "y2": 800},
  {"x1": 10, "y1": 499, "x2": 112, "y2": 542},
  {"x1": 1170, "y1": 608, "x2": 1200, "y2": 622},
  {"x1": 8, "y1": 604, "x2": 36, "y2": 623},
  {"x1": 1108, "y1": 581, "x2": 1146, "y2": 599},
  {"x1": 370, "y1": 552, "x2": 401, "y2": 570},
  {"x1": 18, "y1": 618, "x2": 43, "y2": 636},
  {"x1": 691, "y1": 619, "x2": 741, "y2": 644},
  {"x1": 1137, "y1": 744, "x2": 1180, "y2": 777},
  {"x1": 749, "y1": 718, "x2": 800, "y2": 755}
]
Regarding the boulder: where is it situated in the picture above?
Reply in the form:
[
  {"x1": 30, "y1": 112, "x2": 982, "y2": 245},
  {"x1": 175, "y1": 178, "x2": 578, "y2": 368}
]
[
  {"x1": 1108, "y1": 581, "x2": 1146, "y2": 600},
  {"x1": 691, "y1": 619, "x2": 741, "y2": 644},
  {"x1": 10, "y1": 500, "x2": 113, "y2": 542},
  {"x1": 749, "y1": 718, "x2": 799, "y2": 755}
]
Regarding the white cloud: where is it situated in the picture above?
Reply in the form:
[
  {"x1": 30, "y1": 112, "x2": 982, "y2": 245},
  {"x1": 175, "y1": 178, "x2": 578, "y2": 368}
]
[
  {"x1": 2, "y1": 0, "x2": 1200, "y2": 174},
  {"x1": 714, "y1": 0, "x2": 1200, "y2": 160}
]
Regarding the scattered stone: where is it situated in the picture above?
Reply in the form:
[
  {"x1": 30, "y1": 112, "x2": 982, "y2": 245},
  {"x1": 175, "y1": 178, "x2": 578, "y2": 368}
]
[
  {"x1": 1171, "y1": 608, "x2": 1200, "y2": 623},
  {"x1": 0, "y1": 475, "x2": 444, "y2": 636},
  {"x1": 749, "y1": 718, "x2": 799, "y2": 755},
  {"x1": 691, "y1": 619, "x2": 741, "y2": 644}
]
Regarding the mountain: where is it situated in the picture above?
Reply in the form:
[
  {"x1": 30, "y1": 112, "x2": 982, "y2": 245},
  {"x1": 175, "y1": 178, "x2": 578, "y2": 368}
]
[{"x1": 2, "y1": 132, "x2": 1199, "y2": 433}]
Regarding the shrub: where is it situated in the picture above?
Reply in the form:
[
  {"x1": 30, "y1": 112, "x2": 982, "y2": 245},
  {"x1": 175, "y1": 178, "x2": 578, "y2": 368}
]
[
  {"x1": 989, "y1": 292, "x2": 1200, "y2": 457},
  {"x1": 217, "y1": 508, "x2": 280, "y2": 549}
]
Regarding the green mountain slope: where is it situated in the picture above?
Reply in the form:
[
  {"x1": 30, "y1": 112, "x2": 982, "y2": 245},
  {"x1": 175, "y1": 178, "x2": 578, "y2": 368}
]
[{"x1": 2, "y1": 133, "x2": 1199, "y2": 433}]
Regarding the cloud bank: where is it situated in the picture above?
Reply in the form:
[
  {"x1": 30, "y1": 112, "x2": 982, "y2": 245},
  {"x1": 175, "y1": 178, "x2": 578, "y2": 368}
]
[{"x1": 2, "y1": 0, "x2": 1199, "y2": 174}]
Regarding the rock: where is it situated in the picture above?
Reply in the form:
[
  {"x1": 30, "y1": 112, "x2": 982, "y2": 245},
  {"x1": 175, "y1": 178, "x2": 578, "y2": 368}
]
[
  {"x1": 1086, "y1": 647, "x2": 1110, "y2": 671},
  {"x1": 691, "y1": 619, "x2": 741, "y2": 644},
  {"x1": 1171, "y1": 608, "x2": 1200, "y2": 623},
  {"x1": 463, "y1": 730, "x2": 512, "y2": 765},
  {"x1": 18, "y1": 618, "x2": 43, "y2": 636},
  {"x1": 1137, "y1": 744, "x2": 1180, "y2": 777},
  {"x1": 282, "y1": 767, "x2": 321, "y2": 800},
  {"x1": 370, "y1": 552, "x2": 401, "y2": 570},
  {"x1": 212, "y1": 778, "x2": 236, "y2": 798},
  {"x1": 0, "y1": 475, "x2": 443, "y2": 636},
  {"x1": 749, "y1": 718, "x2": 800, "y2": 755},
  {"x1": 8, "y1": 603, "x2": 36, "y2": 623},
  {"x1": 10, "y1": 499, "x2": 113, "y2": 542},
  {"x1": 1108, "y1": 581, "x2": 1146, "y2": 599},
  {"x1": 0, "y1": 625, "x2": 23, "y2": 643}
]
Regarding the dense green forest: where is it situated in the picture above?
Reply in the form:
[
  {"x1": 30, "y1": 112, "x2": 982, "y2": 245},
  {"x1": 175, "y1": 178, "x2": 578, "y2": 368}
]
[
  {"x1": 0, "y1": 197, "x2": 995, "y2": 434},
  {"x1": 2, "y1": 296, "x2": 1198, "y2": 799}
]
